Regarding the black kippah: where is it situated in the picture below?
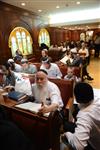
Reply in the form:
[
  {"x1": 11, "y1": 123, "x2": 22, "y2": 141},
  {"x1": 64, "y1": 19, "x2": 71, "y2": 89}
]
[
  {"x1": 41, "y1": 57, "x2": 50, "y2": 64},
  {"x1": 39, "y1": 69, "x2": 48, "y2": 75},
  {"x1": 74, "y1": 82, "x2": 94, "y2": 103}
]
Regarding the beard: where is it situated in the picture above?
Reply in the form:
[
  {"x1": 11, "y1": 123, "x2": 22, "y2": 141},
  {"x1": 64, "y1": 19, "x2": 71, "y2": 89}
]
[{"x1": 34, "y1": 83, "x2": 48, "y2": 103}]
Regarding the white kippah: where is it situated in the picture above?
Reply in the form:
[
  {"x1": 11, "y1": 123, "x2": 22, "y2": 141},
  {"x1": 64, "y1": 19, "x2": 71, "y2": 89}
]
[{"x1": 8, "y1": 58, "x2": 14, "y2": 63}]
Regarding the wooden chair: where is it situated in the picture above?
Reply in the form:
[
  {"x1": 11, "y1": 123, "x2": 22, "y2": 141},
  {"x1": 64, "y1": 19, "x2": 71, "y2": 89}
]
[
  {"x1": 49, "y1": 78, "x2": 74, "y2": 108},
  {"x1": 49, "y1": 78, "x2": 74, "y2": 132},
  {"x1": 56, "y1": 62, "x2": 81, "y2": 79},
  {"x1": 48, "y1": 110, "x2": 63, "y2": 150}
]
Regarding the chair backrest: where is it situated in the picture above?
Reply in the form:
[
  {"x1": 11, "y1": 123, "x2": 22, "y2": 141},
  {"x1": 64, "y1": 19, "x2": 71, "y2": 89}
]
[
  {"x1": 73, "y1": 66, "x2": 81, "y2": 77},
  {"x1": 56, "y1": 62, "x2": 81, "y2": 78},
  {"x1": 0, "y1": 73, "x2": 3, "y2": 85},
  {"x1": 49, "y1": 78, "x2": 73, "y2": 107},
  {"x1": 48, "y1": 110, "x2": 62, "y2": 150}
]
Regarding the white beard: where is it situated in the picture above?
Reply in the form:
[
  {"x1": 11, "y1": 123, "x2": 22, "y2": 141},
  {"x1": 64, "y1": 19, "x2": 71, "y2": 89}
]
[{"x1": 33, "y1": 83, "x2": 49, "y2": 104}]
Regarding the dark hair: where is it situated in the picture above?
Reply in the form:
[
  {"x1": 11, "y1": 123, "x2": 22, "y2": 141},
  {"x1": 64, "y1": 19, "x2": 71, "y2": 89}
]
[
  {"x1": 42, "y1": 49, "x2": 48, "y2": 55},
  {"x1": 40, "y1": 43, "x2": 49, "y2": 50},
  {"x1": 41, "y1": 57, "x2": 50, "y2": 64},
  {"x1": 39, "y1": 69, "x2": 48, "y2": 75},
  {"x1": 74, "y1": 82, "x2": 94, "y2": 103}
]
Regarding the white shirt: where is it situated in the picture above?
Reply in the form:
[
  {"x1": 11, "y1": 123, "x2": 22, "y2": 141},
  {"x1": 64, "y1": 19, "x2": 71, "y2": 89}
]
[
  {"x1": 14, "y1": 63, "x2": 22, "y2": 72},
  {"x1": 32, "y1": 80, "x2": 63, "y2": 108},
  {"x1": 65, "y1": 97, "x2": 100, "y2": 150},
  {"x1": 79, "y1": 48, "x2": 89, "y2": 57},
  {"x1": 40, "y1": 63, "x2": 62, "y2": 79}
]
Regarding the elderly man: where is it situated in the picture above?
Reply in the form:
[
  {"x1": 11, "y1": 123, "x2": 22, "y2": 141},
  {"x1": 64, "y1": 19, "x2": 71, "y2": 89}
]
[{"x1": 31, "y1": 69, "x2": 63, "y2": 114}]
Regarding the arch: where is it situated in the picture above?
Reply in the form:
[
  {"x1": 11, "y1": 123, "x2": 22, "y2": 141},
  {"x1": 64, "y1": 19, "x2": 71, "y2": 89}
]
[
  {"x1": 8, "y1": 27, "x2": 33, "y2": 57},
  {"x1": 38, "y1": 28, "x2": 50, "y2": 47},
  {"x1": 80, "y1": 32, "x2": 85, "y2": 41}
]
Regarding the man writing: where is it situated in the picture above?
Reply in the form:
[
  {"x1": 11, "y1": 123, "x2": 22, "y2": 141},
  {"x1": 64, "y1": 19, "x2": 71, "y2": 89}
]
[{"x1": 31, "y1": 69, "x2": 63, "y2": 114}]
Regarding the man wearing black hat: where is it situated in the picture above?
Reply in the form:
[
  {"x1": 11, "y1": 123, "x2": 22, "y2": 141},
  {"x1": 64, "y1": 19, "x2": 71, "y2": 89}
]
[{"x1": 61, "y1": 82, "x2": 100, "y2": 150}]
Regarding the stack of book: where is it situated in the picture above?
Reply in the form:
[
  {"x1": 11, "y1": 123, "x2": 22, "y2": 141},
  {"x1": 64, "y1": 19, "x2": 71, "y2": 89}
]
[{"x1": 8, "y1": 91, "x2": 27, "y2": 101}]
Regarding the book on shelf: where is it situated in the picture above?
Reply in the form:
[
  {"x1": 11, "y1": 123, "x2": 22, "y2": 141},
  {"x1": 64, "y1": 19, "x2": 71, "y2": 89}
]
[
  {"x1": 15, "y1": 102, "x2": 50, "y2": 117},
  {"x1": 8, "y1": 91, "x2": 27, "y2": 101}
]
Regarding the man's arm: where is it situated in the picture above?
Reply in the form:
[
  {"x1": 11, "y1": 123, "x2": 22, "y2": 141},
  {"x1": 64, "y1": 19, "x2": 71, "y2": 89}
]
[{"x1": 64, "y1": 115, "x2": 92, "y2": 150}]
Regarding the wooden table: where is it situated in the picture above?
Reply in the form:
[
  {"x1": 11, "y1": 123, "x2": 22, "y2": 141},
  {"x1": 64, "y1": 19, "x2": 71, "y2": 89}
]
[{"x1": 0, "y1": 94, "x2": 62, "y2": 150}]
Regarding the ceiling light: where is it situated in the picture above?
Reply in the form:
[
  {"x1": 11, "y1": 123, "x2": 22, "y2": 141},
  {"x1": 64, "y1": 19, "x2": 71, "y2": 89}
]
[
  {"x1": 56, "y1": 6, "x2": 60, "y2": 9},
  {"x1": 38, "y1": 9, "x2": 42, "y2": 12},
  {"x1": 76, "y1": 1, "x2": 80, "y2": 5},
  {"x1": 21, "y1": 3, "x2": 26, "y2": 6},
  {"x1": 49, "y1": 8, "x2": 100, "y2": 24}
]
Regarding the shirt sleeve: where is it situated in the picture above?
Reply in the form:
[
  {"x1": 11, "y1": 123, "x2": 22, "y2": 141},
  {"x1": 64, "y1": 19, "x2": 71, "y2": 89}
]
[
  {"x1": 65, "y1": 113, "x2": 92, "y2": 150},
  {"x1": 29, "y1": 64, "x2": 37, "y2": 74},
  {"x1": 55, "y1": 64, "x2": 62, "y2": 78},
  {"x1": 48, "y1": 82, "x2": 63, "y2": 107}
]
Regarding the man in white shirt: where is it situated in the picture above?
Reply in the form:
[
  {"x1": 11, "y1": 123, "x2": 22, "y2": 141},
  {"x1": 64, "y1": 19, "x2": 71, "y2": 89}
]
[
  {"x1": 8, "y1": 58, "x2": 22, "y2": 72},
  {"x1": 78, "y1": 42, "x2": 93, "y2": 81},
  {"x1": 61, "y1": 82, "x2": 100, "y2": 150},
  {"x1": 32, "y1": 69, "x2": 63, "y2": 114},
  {"x1": 21, "y1": 59, "x2": 37, "y2": 74},
  {"x1": 40, "y1": 57, "x2": 62, "y2": 79}
]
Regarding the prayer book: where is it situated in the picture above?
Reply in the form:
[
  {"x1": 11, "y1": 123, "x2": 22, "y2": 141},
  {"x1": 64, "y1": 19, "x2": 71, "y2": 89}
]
[
  {"x1": 8, "y1": 91, "x2": 27, "y2": 101},
  {"x1": 15, "y1": 102, "x2": 50, "y2": 117},
  {"x1": 60, "y1": 56, "x2": 73, "y2": 64}
]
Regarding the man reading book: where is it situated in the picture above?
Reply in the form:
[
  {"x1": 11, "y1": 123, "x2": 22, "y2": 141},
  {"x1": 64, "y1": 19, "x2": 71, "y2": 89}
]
[{"x1": 31, "y1": 69, "x2": 63, "y2": 114}]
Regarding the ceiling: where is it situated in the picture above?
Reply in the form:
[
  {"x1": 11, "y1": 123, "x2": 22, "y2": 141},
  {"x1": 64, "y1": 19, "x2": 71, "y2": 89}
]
[{"x1": 1, "y1": 0, "x2": 100, "y2": 30}]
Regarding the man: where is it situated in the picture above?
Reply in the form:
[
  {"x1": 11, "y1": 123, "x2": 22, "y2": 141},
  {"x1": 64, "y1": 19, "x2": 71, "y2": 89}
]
[
  {"x1": 94, "y1": 33, "x2": 100, "y2": 57},
  {"x1": 78, "y1": 42, "x2": 93, "y2": 81},
  {"x1": 15, "y1": 49, "x2": 23, "y2": 61},
  {"x1": 61, "y1": 82, "x2": 100, "y2": 150},
  {"x1": 40, "y1": 49, "x2": 48, "y2": 60},
  {"x1": 64, "y1": 66, "x2": 81, "y2": 83},
  {"x1": 0, "y1": 105, "x2": 35, "y2": 150},
  {"x1": 8, "y1": 58, "x2": 22, "y2": 72},
  {"x1": 31, "y1": 69, "x2": 63, "y2": 114},
  {"x1": 21, "y1": 58, "x2": 37, "y2": 74},
  {"x1": 0, "y1": 120, "x2": 34, "y2": 150},
  {"x1": 40, "y1": 57, "x2": 62, "y2": 79}
]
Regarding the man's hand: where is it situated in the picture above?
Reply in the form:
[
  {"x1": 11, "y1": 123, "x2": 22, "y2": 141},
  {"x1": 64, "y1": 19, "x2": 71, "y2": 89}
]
[{"x1": 38, "y1": 104, "x2": 49, "y2": 113}]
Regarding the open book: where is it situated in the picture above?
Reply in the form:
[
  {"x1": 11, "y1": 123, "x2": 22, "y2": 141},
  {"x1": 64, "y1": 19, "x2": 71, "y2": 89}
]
[
  {"x1": 15, "y1": 102, "x2": 50, "y2": 117},
  {"x1": 60, "y1": 55, "x2": 73, "y2": 64}
]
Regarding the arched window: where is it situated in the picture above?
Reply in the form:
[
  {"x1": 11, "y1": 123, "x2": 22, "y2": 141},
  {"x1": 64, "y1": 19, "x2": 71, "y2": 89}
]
[
  {"x1": 38, "y1": 28, "x2": 50, "y2": 47},
  {"x1": 9, "y1": 27, "x2": 33, "y2": 57},
  {"x1": 86, "y1": 30, "x2": 94, "y2": 42},
  {"x1": 80, "y1": 33, "x2": 85, "y2": 41}
]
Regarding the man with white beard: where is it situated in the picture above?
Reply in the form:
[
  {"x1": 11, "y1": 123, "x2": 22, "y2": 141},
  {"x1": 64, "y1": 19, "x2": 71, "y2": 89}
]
[{"x1": 31, "y1": 69, "x2": 63, "y2": 114}]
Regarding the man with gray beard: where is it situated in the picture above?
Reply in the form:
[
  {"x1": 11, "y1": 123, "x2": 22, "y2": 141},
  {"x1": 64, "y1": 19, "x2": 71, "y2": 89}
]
[{"x1": 31, "y1": 69, "x2": 63, "y2": 114}]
